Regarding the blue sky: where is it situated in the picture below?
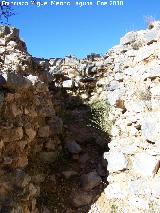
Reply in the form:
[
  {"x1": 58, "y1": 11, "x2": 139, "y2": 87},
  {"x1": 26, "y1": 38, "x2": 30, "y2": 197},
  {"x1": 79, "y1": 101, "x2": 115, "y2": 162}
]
[{"x1": 8, "y1": 0, "x2": 160, "y2": 58}]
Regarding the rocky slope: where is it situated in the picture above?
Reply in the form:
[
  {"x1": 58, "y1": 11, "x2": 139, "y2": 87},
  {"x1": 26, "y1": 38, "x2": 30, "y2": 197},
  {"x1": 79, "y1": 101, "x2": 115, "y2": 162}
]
[{"x1": 1, "y1": 21, "x2": 160, "y2": 213}]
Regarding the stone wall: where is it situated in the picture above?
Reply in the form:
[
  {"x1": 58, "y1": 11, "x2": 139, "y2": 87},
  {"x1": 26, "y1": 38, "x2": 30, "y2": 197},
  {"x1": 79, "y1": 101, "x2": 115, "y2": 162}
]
[
  {"x1": 0, "y1": 26, "x2": 63, "y2": 212},
  {"x1": 104, "y1": 21, "x2": 160, "y2": 212},
  {"x1": 37, "y1": 52, "x2": 109, "y2": 103},
  {"x1": 1, "y1": 21, "x2": 160, "y2": 212},
  {"x1": 0, "y1": 25, "x2": 108, "y2": 213}
]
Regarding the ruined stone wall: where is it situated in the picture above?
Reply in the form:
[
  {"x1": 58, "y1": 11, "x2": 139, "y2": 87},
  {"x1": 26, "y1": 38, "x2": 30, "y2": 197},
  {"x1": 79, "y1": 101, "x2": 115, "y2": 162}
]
[
  {"x1": 103, "y1": 21, "x2": 160, "y2": 212},
  {"x1": 1, "y1": 21, "x2": 160, "y2": 212},
  {"x1": 0, "y1": 26, "x2": 63, "y2": 212},
  {"x1": 0, "y1": 25, "x2": 109, "y2": 213}
]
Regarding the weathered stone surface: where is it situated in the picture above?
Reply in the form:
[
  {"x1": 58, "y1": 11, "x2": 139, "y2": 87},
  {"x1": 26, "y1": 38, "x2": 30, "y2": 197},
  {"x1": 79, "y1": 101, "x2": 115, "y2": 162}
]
[
  {"x1": 62, "y1": 79, "x2": 73, "y2": 88},
  {"x1": 10, "y1": 103, "x2": 22, "y2": 117},
  {"x1": 141, "y1": 113, "x2": 160, "y2": 144},
  {"x1": 80, "y1": 171, "x2": 101, "y2": 191},
  {"x1": 38, "y1": 126, "x2": 50, "y2": 138},
  {"x1": 104, "y1": 183, "x2": 128, "y2": 199},
  {"x1": 142, "y1": 65, "x2": 160, "y2": 80},
  {"x1": 39, "y1": 152, "x2": 58, "y2": 163},
  {"x1": 72, "y1": 191, "x2": 93, "y2": 207},
  {"x1": 26, "y1": 74, "x2": 39, "y2": 85},
  {"x1": 144, "y1": 28, "x2": 160, "y2": 44},
  {"x1": 104, "y1": 151, "x2": 128, "y2": 173},
  {"x1": 1, "y1": 21, "x2": 160, "y2": 212},
  {"x1": 48, "y1": 118, "x2": 63, "y2": 135},
  {"x1": 120, "y1": 32, "x2": 138, "y2": 45},
  {"x1": 66, "y1": 141, "x2": 82, "y2": 154},
  {"x1": 151, "y1": 177, "x2": 160, "y2": 197},
  {"x1": 32, "y1": 174, "x2": 46, "y2": 184},
  {"x1": 104, "y1": 21, "x2": 160, "y2": 211},
  {"x1": 107, "y1": 88, "x2": 126, "y2": 106},
  {"x1": 4, "y1": 73, "x2": 32, "y2": 89},
  {"x1": 62, "y1": 170, "x2": 78, "y2": 179},
  {"x1": 132, "y1": 153, "x2": 157, "y2": 177},
  {"x1": 128, "y1": 179, "x2": 151, "y2": 196},
  {"x1": 0, "y1": 26, "x2": 65, "y2": 212},
  {"x1": 45, "y1": 139, "x2": 56, "y2": 150},
  {"x1": 25, "y1": 128, "x2": 37, "y2": 141},
  {"x1": 0, "y1": 127, "x2": 23, "y2": 142},
  {"x1": 129, "y1": 197, "x2": 149, "y2": 210}
]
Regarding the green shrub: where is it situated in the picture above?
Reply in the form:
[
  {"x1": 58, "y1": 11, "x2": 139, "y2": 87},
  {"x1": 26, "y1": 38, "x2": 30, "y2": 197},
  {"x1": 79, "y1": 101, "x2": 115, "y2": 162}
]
[{"x1": 89, "y1": 100, "x2": 112, "y2": 134}]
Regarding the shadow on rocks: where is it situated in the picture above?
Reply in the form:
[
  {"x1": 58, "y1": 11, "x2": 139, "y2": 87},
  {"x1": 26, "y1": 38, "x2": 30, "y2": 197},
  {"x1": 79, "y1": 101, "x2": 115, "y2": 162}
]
[{"x1": 34, "y1": 87, "x2": 110, "y2": 213}]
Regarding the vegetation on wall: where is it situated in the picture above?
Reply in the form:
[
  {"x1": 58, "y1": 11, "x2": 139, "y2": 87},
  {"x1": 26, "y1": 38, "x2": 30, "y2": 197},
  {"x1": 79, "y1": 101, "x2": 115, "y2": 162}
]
[{"x1": 89, "y1": 100, "x2": 112, "y2": 134}]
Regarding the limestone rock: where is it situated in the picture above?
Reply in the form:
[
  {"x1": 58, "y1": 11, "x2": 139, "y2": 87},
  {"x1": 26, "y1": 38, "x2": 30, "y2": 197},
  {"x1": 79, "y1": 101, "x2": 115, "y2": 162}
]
[
  {"x1": 104, "y1": 151, "x2": 128, "y2": 173},
  {"x1": 144, "y1": 28, "x2": 160, "y2": 44},
  {"x1": 128, "y1": 179, "x2": 151, "y2": 196},
  {"x1": 141, "y1": 113, "x2": 160, "y2": 144},
  {"x1": 26, "y1": 74, "x2": 39, "y2": 85},
  {"x1": 151, "y1": 177, "x2": 160, "y2": 197},
  {"x1": 104, "y1": 183, "x2": 128, "y2": 199},
  {"x1": 129, "y1": 197, "x2": 149, "y2": 210},
  {"x1": 63, "y1": 79, "x2": 73, "y2": 88},
  {"x1": 132, "y1": 153, "x2": 157, "y2": 177},
  {"x1": 120, "y1": 32, "x2": 138, "y2": 45}
]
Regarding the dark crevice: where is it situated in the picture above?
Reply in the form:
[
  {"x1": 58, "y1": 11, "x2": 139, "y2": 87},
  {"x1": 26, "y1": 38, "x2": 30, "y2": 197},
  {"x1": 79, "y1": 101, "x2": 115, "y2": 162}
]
[{"x1": 26, "y1": 87, "x2": 111, "y2": 213}]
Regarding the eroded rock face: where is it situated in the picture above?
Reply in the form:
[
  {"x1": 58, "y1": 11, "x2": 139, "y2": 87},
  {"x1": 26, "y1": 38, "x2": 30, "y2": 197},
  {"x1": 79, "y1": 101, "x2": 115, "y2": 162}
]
[{"x1": 104, "y1": 21, "x2": 160, "y2": 212}]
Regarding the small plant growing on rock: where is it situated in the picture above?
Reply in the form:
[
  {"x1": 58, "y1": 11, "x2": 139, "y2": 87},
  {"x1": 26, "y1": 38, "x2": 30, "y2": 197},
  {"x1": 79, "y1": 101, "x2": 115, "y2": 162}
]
[
  {"x1": 89, "y1": 100, "x2": 112, "y2": 134},
  {"x1": 111, "y1": 204, "x2": 118, "y2": 213}
]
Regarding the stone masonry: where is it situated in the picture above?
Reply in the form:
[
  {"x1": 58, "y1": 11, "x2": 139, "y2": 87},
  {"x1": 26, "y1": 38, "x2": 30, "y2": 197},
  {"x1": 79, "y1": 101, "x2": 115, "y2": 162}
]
[
  {"x1": 1, "y1": 21, "x2": 160, "y2": 212},
  {"x1": 103, "y1": 21, "x2": 160, "y2": 213}
]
